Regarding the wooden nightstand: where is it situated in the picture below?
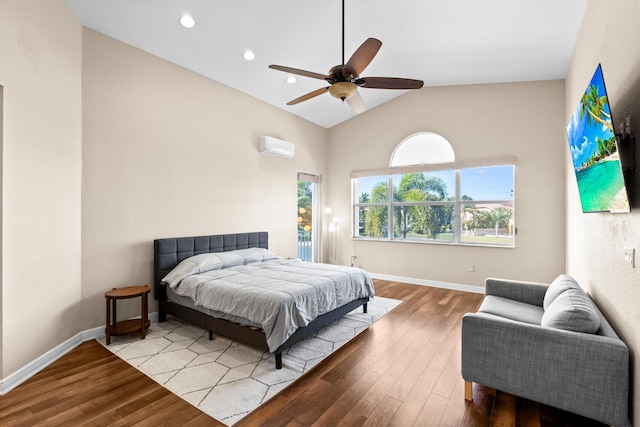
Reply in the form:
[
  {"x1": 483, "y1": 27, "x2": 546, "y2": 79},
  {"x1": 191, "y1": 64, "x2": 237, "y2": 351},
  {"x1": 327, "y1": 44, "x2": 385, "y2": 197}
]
[{"x1": 105, "y1": 285, "x2": 151, "y2": 345}]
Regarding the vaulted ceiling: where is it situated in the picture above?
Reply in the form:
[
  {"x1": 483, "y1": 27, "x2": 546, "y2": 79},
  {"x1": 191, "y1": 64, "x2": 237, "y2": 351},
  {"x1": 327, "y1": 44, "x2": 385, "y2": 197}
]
[{"x1": 65, "y1": 0, "x2": 587, "y2": 128}]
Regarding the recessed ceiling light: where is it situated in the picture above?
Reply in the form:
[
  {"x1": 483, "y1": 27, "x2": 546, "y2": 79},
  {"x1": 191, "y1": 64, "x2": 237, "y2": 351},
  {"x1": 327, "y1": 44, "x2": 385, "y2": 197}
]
[
  {"x1": 243, "y1": 50, "x2": 256, "y2": 61},
  {"x1": 286, "y1": 76, "x2": 297, "y2": 84},
  {"x1": 179, "y1": 14, "x2": 196, "y2": 28}
]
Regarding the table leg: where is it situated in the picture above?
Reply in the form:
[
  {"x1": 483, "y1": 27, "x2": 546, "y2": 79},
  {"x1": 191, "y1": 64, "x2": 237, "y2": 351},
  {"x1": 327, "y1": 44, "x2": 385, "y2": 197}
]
[
  {"x1": 112, "y1": 298, "x2": 117, "y2": 326},
  {"x1": 141, "y1": 291, "x2": 148, "y2": 339},
  {"x1": 105, "y1": 296, "x2": 111, "y2": 345}
]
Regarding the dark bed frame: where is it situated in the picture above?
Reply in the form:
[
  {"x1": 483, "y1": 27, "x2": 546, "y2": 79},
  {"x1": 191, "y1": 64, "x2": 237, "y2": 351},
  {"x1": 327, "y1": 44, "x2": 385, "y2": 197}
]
[{"x1": 153, "y1": 231, "x2": 368, "y2": 369}]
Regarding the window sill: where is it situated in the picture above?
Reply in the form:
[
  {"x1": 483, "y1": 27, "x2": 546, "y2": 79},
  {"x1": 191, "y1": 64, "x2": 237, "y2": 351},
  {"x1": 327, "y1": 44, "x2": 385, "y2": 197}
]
[{"x1": 351, "y1": 236, "x2": 515, "y2": 249}]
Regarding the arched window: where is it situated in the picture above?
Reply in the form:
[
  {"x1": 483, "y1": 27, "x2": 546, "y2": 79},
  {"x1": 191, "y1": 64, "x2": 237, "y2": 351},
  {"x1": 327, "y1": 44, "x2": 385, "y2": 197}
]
[
  {"x1": 351, "y1": 133, "x2": 516, "y2": 247},
  {"x1": 390, "y1": 132, "x2": 455, "y2": 167}
]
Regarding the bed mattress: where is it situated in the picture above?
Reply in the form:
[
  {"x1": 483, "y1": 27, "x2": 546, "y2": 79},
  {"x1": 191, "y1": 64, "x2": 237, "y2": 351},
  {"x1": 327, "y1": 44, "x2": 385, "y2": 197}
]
[
  {"x1": 166, "y1": 286, "x2": 263, "y2": 329},
  {"x1": 162, "y1": 248, "x2": 374, "y2": 352}
]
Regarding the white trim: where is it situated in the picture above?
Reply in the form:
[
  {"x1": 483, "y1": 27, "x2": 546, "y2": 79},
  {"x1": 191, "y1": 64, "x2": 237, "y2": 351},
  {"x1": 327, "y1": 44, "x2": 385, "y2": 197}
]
[
  {"x1": 0, "y1": 311, "x2": 159, "y2": 395},
  {"x1": 0, "y1": 331, "x2": 85, "y2": 395},
  {"x1": 369, "y1": 273, "x2": 485, "y2": 294},
  {"x1": 350, "y1": 155, "x2": 517, "y2": 178}
]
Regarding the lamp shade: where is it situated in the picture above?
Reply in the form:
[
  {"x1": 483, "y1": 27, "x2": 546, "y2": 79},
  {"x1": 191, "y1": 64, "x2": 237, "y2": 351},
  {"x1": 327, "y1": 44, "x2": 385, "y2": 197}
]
[{"x1": 329, "y1": 82, "x2": 357, "y2": 100}]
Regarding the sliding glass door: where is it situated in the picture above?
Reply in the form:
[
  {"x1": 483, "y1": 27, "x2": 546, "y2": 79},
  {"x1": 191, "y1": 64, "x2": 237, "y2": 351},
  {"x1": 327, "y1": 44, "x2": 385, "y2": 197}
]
[{"x1": 297, "y1": 173, "x2": 321, "y2": 262}]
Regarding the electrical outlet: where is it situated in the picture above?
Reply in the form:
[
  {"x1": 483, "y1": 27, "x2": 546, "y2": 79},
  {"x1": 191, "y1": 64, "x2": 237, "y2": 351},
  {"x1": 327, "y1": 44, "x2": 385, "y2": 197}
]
[
  {"x1": 468, "y1": 264, "x2": 475, "y2": 272},
  {"x1": 624, "y1": 248, "x2": 635, "y2": 268}
]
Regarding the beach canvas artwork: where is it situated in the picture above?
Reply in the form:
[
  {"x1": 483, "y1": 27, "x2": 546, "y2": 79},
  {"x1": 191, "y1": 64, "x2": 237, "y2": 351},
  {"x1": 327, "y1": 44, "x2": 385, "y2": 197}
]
[{"x1": 566, "y1": 64, "x2": 630, "y2": 213}]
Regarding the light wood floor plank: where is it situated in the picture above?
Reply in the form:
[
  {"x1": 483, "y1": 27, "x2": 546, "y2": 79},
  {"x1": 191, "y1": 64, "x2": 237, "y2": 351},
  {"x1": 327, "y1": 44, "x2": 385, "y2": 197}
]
[
  {"x1": 361, "y1": 394, "x2": 403, "y2": 427},
  {"x1": 414, "y1": 392, "x2": 449, "y2": 426},
  {"x1": 311, "y1": 370, "x2": 381, "y2": 427}
]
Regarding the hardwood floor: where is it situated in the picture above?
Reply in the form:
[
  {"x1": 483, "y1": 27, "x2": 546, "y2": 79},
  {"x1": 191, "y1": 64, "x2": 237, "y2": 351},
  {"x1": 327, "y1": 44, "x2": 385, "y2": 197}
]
[
  {"x1": 0, "y1": 280, "x2": 606, "y2": 426},
  {"x1": 0, "y1": 340, "x2": 222, "y2": 426}
]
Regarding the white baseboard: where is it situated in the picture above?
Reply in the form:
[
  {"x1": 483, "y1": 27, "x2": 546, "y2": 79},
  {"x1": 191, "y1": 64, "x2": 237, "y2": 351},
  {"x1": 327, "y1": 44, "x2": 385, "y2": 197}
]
[
  {"x1": 0, "y1": 311, "x2": 159, "y2": 395},
  {"x1": 369, "y1": 273, "x2": 485, "y2": 294}
]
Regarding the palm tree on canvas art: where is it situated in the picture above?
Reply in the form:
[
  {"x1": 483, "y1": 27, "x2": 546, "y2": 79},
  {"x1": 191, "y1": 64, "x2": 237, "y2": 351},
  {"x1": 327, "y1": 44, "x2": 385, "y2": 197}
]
[{"x1": 579, "y1": 84, "x2": 613, "y2": 132}]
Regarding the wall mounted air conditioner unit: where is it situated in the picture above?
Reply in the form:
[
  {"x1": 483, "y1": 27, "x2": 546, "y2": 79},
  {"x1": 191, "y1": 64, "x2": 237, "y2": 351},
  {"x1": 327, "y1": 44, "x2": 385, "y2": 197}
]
[{"x1": 258, "y1": 136, "x2": 295, "y2": 159}]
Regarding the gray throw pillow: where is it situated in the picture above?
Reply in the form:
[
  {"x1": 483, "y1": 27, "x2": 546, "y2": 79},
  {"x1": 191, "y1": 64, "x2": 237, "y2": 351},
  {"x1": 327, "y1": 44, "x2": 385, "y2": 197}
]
[
  {"x1": 543, "y1": 274, "x2": 581, "y2": 310},
  {"x1": 541, "y1": 288, "x2": 601, "y2": 334}
]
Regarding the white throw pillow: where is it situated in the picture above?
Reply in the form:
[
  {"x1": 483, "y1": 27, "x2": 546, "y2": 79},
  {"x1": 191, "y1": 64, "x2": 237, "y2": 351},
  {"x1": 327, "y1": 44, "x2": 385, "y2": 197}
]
[{"x1": 161, "y1": 253, "x2": 223, "y2": 288}]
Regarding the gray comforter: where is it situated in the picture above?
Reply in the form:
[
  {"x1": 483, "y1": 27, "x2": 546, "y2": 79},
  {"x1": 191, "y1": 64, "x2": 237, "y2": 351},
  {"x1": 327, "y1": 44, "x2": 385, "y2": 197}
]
[{"x1": 162, "y1": 248, "x2": 375, "y2": 352}]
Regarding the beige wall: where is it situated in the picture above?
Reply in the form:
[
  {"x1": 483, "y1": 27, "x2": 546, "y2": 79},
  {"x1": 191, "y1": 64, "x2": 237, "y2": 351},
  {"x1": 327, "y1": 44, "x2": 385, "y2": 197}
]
[
  {"x1": 566, "y1": 1, "x2": 640, "y2": 424},
  {"x1": 0, "y1": 83, "x2": 3, "y2": 374},
  {"x1": 327, "y1": 81, "x2": 567, "y2": 288},
  {"x1": 80, "y1": 29, "x2": 329, "y2": 327},
  {"x1": 0, "y1": 0, "x2": 82, "y2": 376}
]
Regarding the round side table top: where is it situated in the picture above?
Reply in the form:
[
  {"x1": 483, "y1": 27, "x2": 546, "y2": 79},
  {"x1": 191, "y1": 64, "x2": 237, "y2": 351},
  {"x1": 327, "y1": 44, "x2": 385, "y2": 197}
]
[{"x1": 105, "y1": 285, "x2": 150, "y2": 299}]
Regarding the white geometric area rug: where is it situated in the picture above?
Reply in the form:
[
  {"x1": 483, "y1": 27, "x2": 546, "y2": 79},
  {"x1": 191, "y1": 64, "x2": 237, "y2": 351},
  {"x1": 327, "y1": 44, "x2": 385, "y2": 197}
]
[{"x1": 98, "y1": 296, "x2": 401, "y2": 426}]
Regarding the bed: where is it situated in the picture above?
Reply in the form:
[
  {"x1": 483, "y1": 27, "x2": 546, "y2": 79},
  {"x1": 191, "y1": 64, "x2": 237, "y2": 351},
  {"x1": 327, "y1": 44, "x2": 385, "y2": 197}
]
[{"x1": 153, "y1": 231, "x2": 374, "y2": 369}]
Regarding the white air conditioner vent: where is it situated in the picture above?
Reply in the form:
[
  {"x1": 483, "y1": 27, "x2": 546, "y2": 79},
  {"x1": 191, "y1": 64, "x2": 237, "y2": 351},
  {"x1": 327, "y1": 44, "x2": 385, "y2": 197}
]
[{"x1": 258, "y1": 136, "x2": 295, "y2": 159}]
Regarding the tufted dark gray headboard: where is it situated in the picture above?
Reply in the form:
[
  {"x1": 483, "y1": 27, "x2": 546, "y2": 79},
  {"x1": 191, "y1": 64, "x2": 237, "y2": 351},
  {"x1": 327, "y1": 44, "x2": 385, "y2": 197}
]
[{"x1": 153, "y1": 231, "x2": 268, "y2": 300}]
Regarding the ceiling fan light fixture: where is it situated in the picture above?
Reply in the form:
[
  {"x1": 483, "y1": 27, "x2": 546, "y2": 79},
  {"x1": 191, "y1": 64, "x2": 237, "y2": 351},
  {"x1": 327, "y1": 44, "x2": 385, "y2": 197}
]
[{"x1": 329, "y1": 81, "x2": 357, "y2": 100}]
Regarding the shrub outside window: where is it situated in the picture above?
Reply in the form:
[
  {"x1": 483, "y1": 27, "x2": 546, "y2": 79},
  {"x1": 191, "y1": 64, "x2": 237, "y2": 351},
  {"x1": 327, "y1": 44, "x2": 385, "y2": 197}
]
[{"x1": 353, "y1": 165, "x2": 515, "y2": 247}]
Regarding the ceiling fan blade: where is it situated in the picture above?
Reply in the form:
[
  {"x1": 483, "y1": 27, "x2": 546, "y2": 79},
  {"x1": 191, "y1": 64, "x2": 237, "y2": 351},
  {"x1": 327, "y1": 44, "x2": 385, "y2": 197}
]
[
  {"x1": 343, "y1": 38, "x2": 382, "y2": 78},
  {"x1": 345, "y1": 90, "x2": 365, "y2": 114},
  {"x1": 286, "y1": 87, "x2": 330, "y2": 105},
  {"x1": 269, "y1": 65, "x2": 328, "y2": 81},
  {"x1": 358, "y1": 77, "x2": 424, "y2": 90}
]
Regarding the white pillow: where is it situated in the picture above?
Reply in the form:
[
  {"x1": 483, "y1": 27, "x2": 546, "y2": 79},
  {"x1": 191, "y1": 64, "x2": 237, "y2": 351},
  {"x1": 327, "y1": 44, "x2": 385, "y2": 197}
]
[
  {"x1": 161, "y1": 253, "x2": 223, "y2": 288},
  {"x1": 215, "y1": 251, "x2": 245, "y2": 268},
  {"x1": 232, "y1": 247, "x2": 280, "y2": 264},
  {"x1": 161, "y1": 248, "x2": 281, "y2": 288},
  {"x1": 258, "y1": 248, "x2": 280, "y2": 261},
  {"x1": 232, "y1": 248, "x2": 265, "y2": 264}
]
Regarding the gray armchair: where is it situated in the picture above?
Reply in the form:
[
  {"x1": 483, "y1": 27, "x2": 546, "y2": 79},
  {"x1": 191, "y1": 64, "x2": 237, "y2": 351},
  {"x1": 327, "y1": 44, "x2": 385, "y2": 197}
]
[{"x1": 461, "y1": 275, "x2": 629, "y2": 426}]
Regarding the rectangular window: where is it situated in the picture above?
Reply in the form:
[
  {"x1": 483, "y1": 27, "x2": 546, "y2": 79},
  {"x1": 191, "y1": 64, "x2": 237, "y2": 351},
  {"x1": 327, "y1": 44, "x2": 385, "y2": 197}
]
[
  {"x1": 353, "y1": 165, "x2": 515, "y2": 247},
  {"x1": 460, "y1": 166, "x2": 514, "y2": 245},
  {"x1": 354, "y1": 175, "x2": 389, "y2": 238}
]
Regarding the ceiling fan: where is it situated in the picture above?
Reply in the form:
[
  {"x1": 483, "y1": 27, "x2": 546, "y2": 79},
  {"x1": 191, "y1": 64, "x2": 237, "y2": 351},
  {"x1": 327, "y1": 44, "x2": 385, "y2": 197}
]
[{"x1": 268, "y1": 0, "x2": 424, "y2": 114}]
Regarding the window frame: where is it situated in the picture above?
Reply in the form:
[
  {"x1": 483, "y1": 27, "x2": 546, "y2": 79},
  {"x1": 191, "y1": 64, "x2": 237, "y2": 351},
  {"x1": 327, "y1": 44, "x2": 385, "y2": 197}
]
[{"x1": 352, "y1": 164, "x2": 515, "y2": 248}]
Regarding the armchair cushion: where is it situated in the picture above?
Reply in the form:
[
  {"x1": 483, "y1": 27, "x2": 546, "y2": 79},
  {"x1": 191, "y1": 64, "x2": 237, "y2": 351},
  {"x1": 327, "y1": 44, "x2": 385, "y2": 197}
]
[
  {"x1": 541, "y1": 288, "x2": 601, "y2": 333},
  {"x1": 479, "y1": 296, "x2": 543, "y2": 325}
]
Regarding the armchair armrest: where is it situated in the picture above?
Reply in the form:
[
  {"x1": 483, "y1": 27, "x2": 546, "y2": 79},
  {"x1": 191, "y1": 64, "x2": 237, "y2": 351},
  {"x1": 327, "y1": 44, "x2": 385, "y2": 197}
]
[
  {"x1": 462, "y1": 312, "x2": 629, "y2": 426},
  {"x1": 485, "y1": 277, "x2": 548, "y2": 307}
]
